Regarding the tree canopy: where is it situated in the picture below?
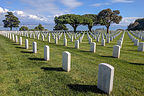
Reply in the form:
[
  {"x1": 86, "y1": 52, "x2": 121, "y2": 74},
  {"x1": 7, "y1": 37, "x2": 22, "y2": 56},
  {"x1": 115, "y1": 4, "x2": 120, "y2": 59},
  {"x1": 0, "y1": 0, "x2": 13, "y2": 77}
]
[
  {"x1": 98, "y1": 8, "x2": 122, "y2": 33},
  {"x1": 34, "y1": 24, "x2": 44, "y2": 31},
  {"x1": 19, "y1": 26, "x2": 29, "y2": 31},
  {"x1": 2, "y1": 12, "x2": 20, "y2": 31},
  {"x1": 53, "y1": 23, "x2": 68, "y2": 30},
  {"x1": 54, "y1": 8, "x2": 122, "y2": 32},
  {"x1": 55, "y1": 14, "x2": 83, "y2": 32},
  {"x1": 82, "y1": 14, "x2": 98, "y2": 31}
]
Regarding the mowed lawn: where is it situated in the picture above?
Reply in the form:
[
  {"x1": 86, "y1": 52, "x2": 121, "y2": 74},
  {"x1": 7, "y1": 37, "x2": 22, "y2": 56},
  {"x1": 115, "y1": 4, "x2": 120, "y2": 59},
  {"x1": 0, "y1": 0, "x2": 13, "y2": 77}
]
[{"x1": 0, "y1": 31, "x2": 144, "y2": 96}]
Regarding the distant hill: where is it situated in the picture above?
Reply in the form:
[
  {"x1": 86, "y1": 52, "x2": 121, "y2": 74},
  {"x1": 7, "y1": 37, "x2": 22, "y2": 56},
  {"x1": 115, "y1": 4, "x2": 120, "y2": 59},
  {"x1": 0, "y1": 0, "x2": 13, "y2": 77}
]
[{"x1": 127, "y1": 18, "x2": 144, "y2": 31}]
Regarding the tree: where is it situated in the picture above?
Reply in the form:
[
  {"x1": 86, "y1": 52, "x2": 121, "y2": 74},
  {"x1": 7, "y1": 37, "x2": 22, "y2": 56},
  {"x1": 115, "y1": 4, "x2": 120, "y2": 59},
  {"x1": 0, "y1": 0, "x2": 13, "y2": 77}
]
[
  {"x1": 2, "y1": 12, "x2": 20, "y2": 31},
  {"x1": 98, "y1": 9, "x2": 122, "y2": 33},
  {"x1": 19, "y1": 26, "x2": 29, "y2": 31},
  {"x1": 34, "y1": 24, "x2": 44, "y2": 31},
  {"x1": 53, "y1": 23, "x2": 68, "y2": 30},
  {"x1": 81, "y1": 14, "x2": 97, "y2": 31},
  {"x1": 29, "y1": 29, "x2": 35, "y2": 31},
  {"x1": 82, "y1": 14, "x2": 98, "y2": 31},
  {"x1": 55, "y1": 14, "x2": 83, "y2": 32}
]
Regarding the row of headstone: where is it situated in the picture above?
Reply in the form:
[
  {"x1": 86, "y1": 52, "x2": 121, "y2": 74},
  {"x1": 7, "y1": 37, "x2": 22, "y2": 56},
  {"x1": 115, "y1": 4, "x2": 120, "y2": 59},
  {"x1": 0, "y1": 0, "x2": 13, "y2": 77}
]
[
  {"x1": 87, "y1": 33, "x2": 93, "y2": 44},
  {"x1": 17, "y1": 31, "x2": 122, "y2": 45},
  {"x1": 13, "y1": 31, "x2": 82, "y2": 51},
  {"x1": 7, "y1": 31, "x2": 122, "y2": 56},
  {"x1": 128, "y1": 32, "x2": 139, "y2": 46},
  {"x1": 87, "y1": 31, "x2": 122, "y2": 47},
  {"x1": 27, "y1": 31, "x2": 79, "y2": 44},
  {"x1": 117, "y1": 32, "x2": 125, "y2": 48},
  {"x1": 112, "y1": 32, "x2": 126, "y2": 58},
  {"x1": 79, "y1": 32, "x2": 85, "y2": 43},
  {"x1": 130, "y1": 31, "x2": 144, "y2": 41},
  {"x1": 3, "y1": 31, "x2": 115, "y2": 94},
  {"x1": 128, "y1": 32, "x2": 144, "y2": 51},
  {"x1": 8, "y1": 30, "x2": 120, "y2": 56}
]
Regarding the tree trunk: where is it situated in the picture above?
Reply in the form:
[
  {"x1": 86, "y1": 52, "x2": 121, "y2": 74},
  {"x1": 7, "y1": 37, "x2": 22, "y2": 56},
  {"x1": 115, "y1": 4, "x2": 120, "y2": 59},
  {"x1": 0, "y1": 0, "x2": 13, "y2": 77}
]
[
  {"x1": 73, "y1": 25, "x2": 77, "y2": 33},
  {"x1": 88, "y1": 26, "x2": 92, "y2": 32},
  {"x1": 71, "y1": 24, "x2": 78, "y2": 33},
  {"x1": 10, "y1": 27, "x2": 12, "y2": 31},
  {"x1": 106, "y1": 26, "x2": 109, "y2": 34},
  {"x1": 74, "y1": 27, "x2": 77, "y2": 33}
]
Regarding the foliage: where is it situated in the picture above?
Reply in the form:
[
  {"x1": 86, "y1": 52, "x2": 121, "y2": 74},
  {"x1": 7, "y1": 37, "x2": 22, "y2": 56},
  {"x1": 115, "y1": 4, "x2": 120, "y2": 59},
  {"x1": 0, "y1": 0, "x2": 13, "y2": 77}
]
[
  {"x1": 54, "y1": 14, "x2": 83, "y2": 32},
  {"x1": 29, "y1": 29, "x2": 35, "y2": 31},
  {"x1": 127, "y1": 18, "x2": 144, "y2": 31},
  {"x1": 34, "y1": 24, "x2": 45, "y2": 31},
  {"x1": 53, "y1": 23, "x2": 68, "y2": 30},
  {"x1": 98, "y1": 8, "x2": 122, "y2": 33},
  {"x1": 19, "y1": 26, "x2": 29, "y2": 31},
  {"x1": 54, "y1": 9, "x2": 122, "y2": 32},
  {"x1": 2, "y1": 12, "x2": 20, "y2": 31},
  {"x1": 82, "y1": 14, "x2": 97, "y2": 31}
]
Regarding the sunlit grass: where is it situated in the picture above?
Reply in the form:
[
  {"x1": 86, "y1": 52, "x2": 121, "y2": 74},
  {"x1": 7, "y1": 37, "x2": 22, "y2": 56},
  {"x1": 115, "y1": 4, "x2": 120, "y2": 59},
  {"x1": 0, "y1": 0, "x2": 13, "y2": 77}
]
[{"x1": 0, "y1": 31, "x2": 143, "y2": 96}]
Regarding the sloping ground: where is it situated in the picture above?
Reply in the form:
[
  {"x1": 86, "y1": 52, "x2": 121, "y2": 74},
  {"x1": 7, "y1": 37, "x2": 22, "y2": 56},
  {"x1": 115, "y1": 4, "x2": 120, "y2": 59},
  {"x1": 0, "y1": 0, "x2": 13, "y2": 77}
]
[
  {"x1": 0, "y1": 32, "x2": 144, "y2": 96},
  {"x1": 128, "y1": 18, "x2": 144, "y2": 31}
]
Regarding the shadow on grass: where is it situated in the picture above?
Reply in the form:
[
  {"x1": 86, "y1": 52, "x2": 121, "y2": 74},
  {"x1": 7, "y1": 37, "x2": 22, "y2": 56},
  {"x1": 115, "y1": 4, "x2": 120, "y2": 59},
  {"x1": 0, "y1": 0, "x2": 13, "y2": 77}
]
[
  {"x1": 21, "y1": 51, "x2": 33, "y2": 53},
  {"x1": 101, "y1": 56, "x2": 114, "y2": 58},
  {"x1": 129, "y1": 63, "x2": 144, "y2": 66},
  {"x1": 67, "y1": 84, "x2": 105, "y2": 94},
  {"x1": 48, "y1": 42, "x2": 55, "y2": 44},
  {"x1": 41, "y1": 67, "x2": 63, "y2": 71},
  {"x1": 65, "y1": 47, "x2": 75, "y2": 50},
  {"x1": 55, "y1": 44, "x2": 64, "y2": 47},
  {"x1": 126, "y1": 44, "x2": 135, "y2": 47},
  {"x1": 16, "y1": 46, "x2": 25, "y2": 49},
  {"x1": 128, "y1": 50, "x2": 137, "y2": 52},
  {"x1": 79, "y1": 50, "x2": 90, "y2": 52},
  {"x1": 13, "y1": 43, "x2": 19, "y2": 45},
  {"x1": 29, "y1": 58, "x2": 44, "y2": 61},
  {"x1": 96, "y1": 44, "x2": 100, "y2": 46},
  {"x1": 107, "y1": 47, "x2": 113, "y2": 48}
]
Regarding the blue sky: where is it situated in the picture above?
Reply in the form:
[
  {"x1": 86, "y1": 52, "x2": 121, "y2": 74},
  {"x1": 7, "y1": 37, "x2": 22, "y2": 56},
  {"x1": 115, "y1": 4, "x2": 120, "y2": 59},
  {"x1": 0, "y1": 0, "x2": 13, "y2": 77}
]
[{"x1": 0, "y1": 0, "x2": 143, "y2": 26}]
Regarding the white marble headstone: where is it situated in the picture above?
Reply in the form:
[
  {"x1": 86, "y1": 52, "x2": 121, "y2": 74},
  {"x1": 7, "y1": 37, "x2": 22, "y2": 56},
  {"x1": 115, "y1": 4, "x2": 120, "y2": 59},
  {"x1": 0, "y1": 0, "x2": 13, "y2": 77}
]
[
  {"x1": 62, "y1": 51, "x2": 71, "y2": 72},
  {"x1": 33, "y1": 42, "x2": 37, "y2": 53},
  {"x1": 98, "y1": 63, "x2": 114, "y2": 94},
  {"x1": 44, "y1": 45, "x2": 50, "y2": 61},
  {"x1": 113, "y1": 45, "x2": 120, "y2": 58}
]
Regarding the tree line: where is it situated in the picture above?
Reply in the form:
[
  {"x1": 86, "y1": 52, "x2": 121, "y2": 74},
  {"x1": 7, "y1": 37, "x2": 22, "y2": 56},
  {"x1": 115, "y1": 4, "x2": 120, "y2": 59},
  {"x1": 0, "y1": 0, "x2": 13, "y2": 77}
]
[
  {"x1": 2, "y1": 8, "x2": 122, "y2": 33},
  {"x1": 19, "y1": 24, "x2": 48, "y2": 31},
  {"x1": 54, "y1": 8, "x2": 122, "y2": 33}
]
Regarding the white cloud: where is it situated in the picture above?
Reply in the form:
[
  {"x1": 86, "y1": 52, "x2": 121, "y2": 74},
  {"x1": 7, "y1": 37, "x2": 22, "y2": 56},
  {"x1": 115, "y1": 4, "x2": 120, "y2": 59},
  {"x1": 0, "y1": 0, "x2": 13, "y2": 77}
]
[
  {"x1": 21, "y1": 0, "x2": 69, "y2": 16},
  {"x1": 91, "y1": 0, "x2": 134, "y2": 7},
  {"x1": 10, "y1": 0, "x2": 81, "y2": 23},
  {"x1": 14, "y1": 11, "x2": 25, "y2": 16},
  {"x1": 91, "y1": 3, "x2": 101, "y2": 7},
  {"x1": 13, "y1": 10, "x2": 48, "y2": 22},
  {"x1": 115, "y1": 17, "x2": 143, "y2": 26},
  {"x1": 91, "y1": 3, "x2": 110, "y2": 7},
  {"x1": 0, "y1": 7, "x2": 50, "y2": 24},
  {"x1": 112, "y1": 0, "x2": 134, "y2": 3},
  {"x1": 0, "y1": 7, "x2": 8, "y2": 13},
  {"x1": 15, "y1": 11, "x2": 24, "y2": 15},
  {"x1": 60, "y1": 0, "x2": 82, "y2": 9}
]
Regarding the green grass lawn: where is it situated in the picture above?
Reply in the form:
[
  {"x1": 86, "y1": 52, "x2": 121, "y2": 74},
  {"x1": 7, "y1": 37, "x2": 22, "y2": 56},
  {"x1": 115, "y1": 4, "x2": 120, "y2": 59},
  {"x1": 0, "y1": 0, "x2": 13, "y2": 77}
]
[{"x1": 0, "y1": 31, "x2": 144, "y2": 96}]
